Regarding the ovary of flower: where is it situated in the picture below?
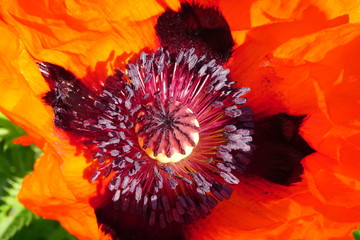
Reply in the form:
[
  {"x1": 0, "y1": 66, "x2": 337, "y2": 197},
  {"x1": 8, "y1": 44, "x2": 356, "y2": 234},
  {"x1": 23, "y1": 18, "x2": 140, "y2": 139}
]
[{"x1": 136, "y1": 106, "x2": 200, "y2": 163}]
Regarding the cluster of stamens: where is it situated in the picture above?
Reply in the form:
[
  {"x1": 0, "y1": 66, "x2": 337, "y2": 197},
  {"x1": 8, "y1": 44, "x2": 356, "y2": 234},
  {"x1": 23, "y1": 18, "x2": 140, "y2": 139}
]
[{"x1": 41, "y1": 47, "x2": 253, "y2": 228}]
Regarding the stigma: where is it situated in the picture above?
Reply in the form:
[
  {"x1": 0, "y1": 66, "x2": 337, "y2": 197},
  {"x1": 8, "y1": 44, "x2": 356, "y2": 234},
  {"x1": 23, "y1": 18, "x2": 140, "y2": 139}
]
[{"x1": 135, "y1": 101, "x2": 200, "y2": 163}]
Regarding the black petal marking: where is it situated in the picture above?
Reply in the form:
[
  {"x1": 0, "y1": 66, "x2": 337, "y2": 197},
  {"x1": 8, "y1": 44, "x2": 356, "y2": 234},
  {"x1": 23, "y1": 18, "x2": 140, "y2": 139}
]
[
  {"x1": 96, "y1": 204, "x2": 186, "y2": 240},
  {"x1": 156, "y1": 3, "x2": 234, "y2": 64},
  {"x1": 39, "y1": 62, "x2": 100, "y2": 135},
  {"x1": 247, "y1": 114, "x2": 315, "y2": 185}
]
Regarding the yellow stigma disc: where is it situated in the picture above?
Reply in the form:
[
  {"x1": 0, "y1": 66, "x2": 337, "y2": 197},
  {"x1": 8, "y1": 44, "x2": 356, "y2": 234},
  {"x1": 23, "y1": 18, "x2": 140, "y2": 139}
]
[{"x1": 135, "y1": 104, "x2": 200, "y2": 163}]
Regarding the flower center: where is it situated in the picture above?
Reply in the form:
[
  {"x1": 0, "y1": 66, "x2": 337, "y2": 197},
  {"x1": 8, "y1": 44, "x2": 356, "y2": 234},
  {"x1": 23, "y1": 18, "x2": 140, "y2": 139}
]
[
  {"x1": 135, "y1": 100, "x2": 200, "y2": 163},
  {"x1": 41, "y1": 47, "x2": 254, "y2": 229}
]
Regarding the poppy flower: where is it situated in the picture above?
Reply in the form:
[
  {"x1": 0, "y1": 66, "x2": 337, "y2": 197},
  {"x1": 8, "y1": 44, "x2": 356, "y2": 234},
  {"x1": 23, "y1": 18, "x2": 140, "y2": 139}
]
[{"x1": 0, "y1": 0, "x2": 360, "y2": 239}]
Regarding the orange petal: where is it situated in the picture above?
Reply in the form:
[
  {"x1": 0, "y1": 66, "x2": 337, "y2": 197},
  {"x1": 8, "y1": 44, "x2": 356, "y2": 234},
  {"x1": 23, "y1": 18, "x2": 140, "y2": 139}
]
[
  {"x1": 303, "y1": 153, "x2": 360, "y2": 207},
  {"x1": 231, "y1": 22, "x2": 360, "y2": 119},
  {"x1": 0, "y1": 21, "x2": 53, "y2": 140},
  {"x1": 218, "y1": 0, "x2": 359, "y2": 31},
  {"x1": 0, "y1": 0, "x2": 180, "y2": 80},
  {"x1": 272, "y1": 24, "x2": 360, "y2": 66},
  {"x1": 188, "y1": 176, "x2": 309, "y2": 239},
  {"x1": 0, "y1": 13, "x2": 109, "y2": 236},
  {"x1": 248, "y1": 0, "x2": 358, "y2": 27},
  {"x1": 13, "y1": 135, "x2": 45, "y2": 149},
  {"x1": 188, "y1": 157, "x2": 360, "y2": 239},
  {"x1": 18, "y1": 144, "x2": 105, "y2": 240},
  {"x1": 188, "y1": 174, "x2": 360, "y2": 240}
]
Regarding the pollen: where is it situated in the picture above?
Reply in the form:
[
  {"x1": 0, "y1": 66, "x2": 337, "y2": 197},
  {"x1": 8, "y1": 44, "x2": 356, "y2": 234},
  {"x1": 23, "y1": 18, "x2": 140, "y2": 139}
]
[{"x1": 135, "y1": 101, "x2": 200, "y2": 163}]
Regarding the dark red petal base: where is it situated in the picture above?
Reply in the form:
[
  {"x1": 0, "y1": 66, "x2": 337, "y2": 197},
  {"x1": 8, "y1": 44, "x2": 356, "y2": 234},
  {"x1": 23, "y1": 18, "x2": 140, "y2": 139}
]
[
  {"x1": 248, "y1": 114, "x2": 315, "y2": 185},
  {"x1": 155, "y1": 3, "x2": 234, "y2": 64},
  {"x1": 96, "y1": 204, "x2": 186, "y2": 240}
]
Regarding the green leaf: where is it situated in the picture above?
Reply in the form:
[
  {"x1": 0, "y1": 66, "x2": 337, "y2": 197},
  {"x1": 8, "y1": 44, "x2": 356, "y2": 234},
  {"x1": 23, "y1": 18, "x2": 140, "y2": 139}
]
[
  {"x1": 0, "y1": 114, "x2": 25, "y2": 147},
  {"x1": 354, "y1": 228, "x2": 360, "y2": 240},
  {"x1": 11, "y1": 218, "x2": 77, "y2": 240},
  {"x1": 0, "y1": 113, "x2": 40, "y2": 239},
  {"x1": 0, "y1": 177, "x2": 76, "y2": 240},
  {"x1": 0, "y1": 113, "x2": 38, "y2": 178},
  {"x1": 0, "y1": 178, "x2": 34, "y2": 240}
]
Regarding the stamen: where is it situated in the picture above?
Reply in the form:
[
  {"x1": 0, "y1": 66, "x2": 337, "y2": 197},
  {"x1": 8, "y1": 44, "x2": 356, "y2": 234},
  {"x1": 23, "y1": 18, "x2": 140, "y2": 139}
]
[{"x1": 41, "y1": 47, "x2": 253, "y2": 229}]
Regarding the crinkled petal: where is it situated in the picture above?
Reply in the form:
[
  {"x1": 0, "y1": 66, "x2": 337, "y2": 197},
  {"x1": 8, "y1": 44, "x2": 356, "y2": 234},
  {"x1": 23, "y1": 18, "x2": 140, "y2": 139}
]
[
  {"x1": 0, "y1": 20, "x2": 52, "y2": 141},
  {"x1": 187, "y1": 177, "x2": 320, "y2": 239},
  {"x1": 231, "y1": 21, "x2": 359, "y2": 118},
  {"x1": 186, "y1": 2, "x2": 360, "y2": 239},
  {"x1": 217, "y1": 0, "x2": 359, "y2": 32},
  {"x1": 18, "y1": 145, "x2": 110, "y2": 240},
  {"x1": 0, "y1": 20, "x2": 100, "y2": 199},
  {"x1": 241, "y1": 19, "x2": 360, "y2": 240},
  {"x1": 0, "y1": 0, "x2": 180, "y2": 79},
  {"x1": 0, "y1": 21, "x2": 106, "y2": 238}
]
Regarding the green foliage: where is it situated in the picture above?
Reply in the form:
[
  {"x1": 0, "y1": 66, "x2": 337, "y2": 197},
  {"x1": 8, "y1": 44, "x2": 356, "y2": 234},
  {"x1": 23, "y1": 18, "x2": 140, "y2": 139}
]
[
  {"x1": 0, "y1": 113, "x2": 75, "y2": 240},
  {"x1": 0, "y1": 177, "x2": 34, "y2": 239},
  {"x1": 0, "y1": 115, "x2": 39, "y2": 197},
  {"x1": 354, "y1": 228, "x2": 360, "y2": 240},
  {"x1": 11, "y1": 218, "x2": 76, "y2": 240}
]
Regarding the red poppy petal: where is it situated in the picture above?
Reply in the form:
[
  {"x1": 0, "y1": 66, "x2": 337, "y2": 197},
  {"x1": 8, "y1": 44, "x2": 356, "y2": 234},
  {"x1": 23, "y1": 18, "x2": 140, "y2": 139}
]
[
  {"x1": 0, "y1": 16, "x2": 109, "y2": 238},
  {"x1": 0, "y1": 0, "x2": 180, "y2": 80},
  {"x1": 188, "y1": 176, "x2": 314, "y2": 239},
  {"x1": 188, "y1": 158, "x2": 360, "y2": 239},
  {"x1": 0, "y1": 21, "x2": 53, "y2": 139},
  {"x1": 18, "y1": 145, "x2": 107, "y2": 240},
  {"x1": 218, "y1": 0, "x2": 359, "y2": 32},
  {"x1": 231, "y1": 22, "x2": 359, "y2": 119},
  {"x1": 186, "y1": 6, "x2": 360, "y2": 237}
]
